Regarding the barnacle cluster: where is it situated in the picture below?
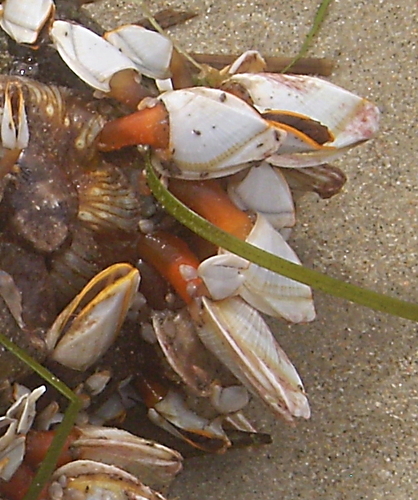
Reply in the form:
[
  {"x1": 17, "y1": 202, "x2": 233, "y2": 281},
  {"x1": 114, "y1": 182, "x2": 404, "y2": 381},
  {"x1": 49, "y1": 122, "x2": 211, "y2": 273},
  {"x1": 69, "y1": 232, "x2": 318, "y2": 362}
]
[{"x1": 0, "y1": 1, "x2": 381, "y2": 499}]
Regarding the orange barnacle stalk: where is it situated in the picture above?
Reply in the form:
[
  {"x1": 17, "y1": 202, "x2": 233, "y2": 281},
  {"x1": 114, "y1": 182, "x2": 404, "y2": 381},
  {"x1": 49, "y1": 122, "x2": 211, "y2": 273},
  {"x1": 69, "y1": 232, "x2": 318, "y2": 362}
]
[
  {"x1": 137, "y1": 232, "x2": 206, "y2": 304},
  {"x1": 134, "y1": 372, "x2": 168, "y2": 408},
  {"x1": 0, "y1": 464, "x2": 41, "y2": 500},
  {"x1": 168, "y1": 176, "x2": 315, "y2": 323},
  {"x1": 97, "y1": 101, "x2": 170, "y2": 152},
  {"x1": 25, "y1": 429, "x2": 80, "y2": 469},
  {"x1": 108, "y1": 69, "x2": 154, "y2": 109},
  {"x1": 168, "y1": 179, "x2": 253, "y2": 240}
]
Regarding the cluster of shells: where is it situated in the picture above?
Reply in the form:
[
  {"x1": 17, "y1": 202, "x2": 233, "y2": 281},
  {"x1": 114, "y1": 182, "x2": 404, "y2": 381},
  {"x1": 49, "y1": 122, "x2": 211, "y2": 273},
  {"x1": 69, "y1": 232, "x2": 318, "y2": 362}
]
[{"x1": 0, "y1": 1, "x2": 380, "y2": 499}]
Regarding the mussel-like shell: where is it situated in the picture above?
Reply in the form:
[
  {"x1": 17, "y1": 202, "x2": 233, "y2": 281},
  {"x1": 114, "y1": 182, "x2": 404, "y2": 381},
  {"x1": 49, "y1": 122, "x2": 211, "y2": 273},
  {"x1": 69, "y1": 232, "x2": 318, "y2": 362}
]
[
  {"x1": 238, "y1": 215, "x2": 315, "y2": 322},
  {"x1": 151, "y1": 308, "x2": 250, "y2": 417},
  {"x1": 222, "y1": 73, "x2": 380, "y2": 167},
  {"x1": 76, "y1": 163, "x2": 140, "y2": 235},
  {"x1": 149, "y1": 389, "x2": 231, "y2": 453},
  {"x1": 282, "y1": 163, "x2": 347, "y2": 199},
  {"x1": 49, "y1": 460, "x2": 167, "y2": 500},
  {"x1": 152, "y1": 308, "x2": 221, "y2": 397},
  {"x1": 199, "y1": 215, "x2": 315, "y2": 323},
  {"x1": 46, "y1": 264, "x2": 140, "y2": 371}
]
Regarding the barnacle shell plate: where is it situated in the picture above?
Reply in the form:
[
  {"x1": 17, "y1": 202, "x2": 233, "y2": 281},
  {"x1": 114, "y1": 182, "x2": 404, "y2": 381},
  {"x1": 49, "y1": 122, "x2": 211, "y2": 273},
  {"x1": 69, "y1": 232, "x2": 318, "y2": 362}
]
[
  {"x1": 156, "y1": 87, "x2": 285, "y2": 178},
  {"x1": 50, "y1": 21, "x2": 138, "y2": 93},
  {"x1": 72, "y1": 426, "x2": 182, "y2": 490},
  {"x1": 0, "y1": 386, "x2": 46, "y2": 480},
  {"x1": 1, "y1": 84, "x2": 29, "y2": 150},
  {"x1": 225, "y1": 73, "x2": 380, "y2": 167},
  {"x1": 199, "y1": 215, "x2": 315, "y2": 322},
  {"x1": 0, "y1": 0, "x2": 54, "y2": 44},
  {"x1": 227, "y1": 162, "x2": 296, "y2": 229},
  {"x1": 105, "y1": 25, "x2": 173, "y2": 80},
  {"x1": 197, "y1": 296, "x2": 310, "y2": 422}
]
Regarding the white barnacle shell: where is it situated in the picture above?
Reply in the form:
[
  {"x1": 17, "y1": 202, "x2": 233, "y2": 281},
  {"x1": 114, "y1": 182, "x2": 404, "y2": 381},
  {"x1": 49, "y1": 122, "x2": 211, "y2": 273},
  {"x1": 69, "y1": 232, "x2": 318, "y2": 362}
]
[
  {"x1": 222, "y1": 50, "x2": 267, "y2": 75},
  {"x1": 105, "y1": 25, "x2": 173, "y2": 80},
  {"x1": 151, "y1": 308, "x2": 215, "y2": 397},
  {"x1": 224, "y1": 73, "x2": 380, "y2": 167},
  {"x1": 148, "y1": 389, "x2": 231, "y2": 452},
  {"x1": 0, "y1": 385, "x2": 46, "y2": 480},
  {"x1": 1, "y1": 83, "x2": 29, "y2": 151},
  {"x1": 72, "y1": 426, "x2": 182, "y2": 490},
  {"x1": 239, "y1": 215, "x2": 315, "y2": 322},
  {"x1": 196, "y1": 296, "x2": 310, "y2": 422},
  {"x1": 155, "y1": 87, "x2": 285, "y2": 179},
  {"x1": 198, "y1": 253, "x2": 248, "y2": 301},
  {"x1": 198, "y1": 215, "x2": 315, "y2": 323},
  {"x1": 0, "y1": 270, "x2": 25, "y2": 329},
  {"x1": 0, "y1": 0, "x2": 54, "y2": 45},
  {"x1": 151, "y1": 308, "x2": 250, "y2": 414},
  {"x1": 227, "y1": 162, "x2": 296, "y2": 229},
  {"x1": 50, "y1": 21, "x2": 138, "y2": 93}
]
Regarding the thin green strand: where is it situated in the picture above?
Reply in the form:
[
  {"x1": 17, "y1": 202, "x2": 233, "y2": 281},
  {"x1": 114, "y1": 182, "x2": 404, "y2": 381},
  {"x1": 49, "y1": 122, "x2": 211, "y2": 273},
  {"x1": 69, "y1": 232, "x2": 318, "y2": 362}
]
[
  {"x1": 24, "y1": 402, "x2": 80, "y2": 500},
  {"x1": 145, "y1": 160, "x2": 418, "y2": 322},
  {"x1": 0, "y1": 333, "x2": 82, "y2": 500},
  {"x1": 282, "y1": 0, "x2": 333, "y2": 73}
]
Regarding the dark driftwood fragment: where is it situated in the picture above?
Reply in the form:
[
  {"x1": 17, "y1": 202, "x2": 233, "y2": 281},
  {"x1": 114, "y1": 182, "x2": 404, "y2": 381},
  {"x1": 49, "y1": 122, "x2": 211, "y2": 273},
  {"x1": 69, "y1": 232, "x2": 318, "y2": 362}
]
[
  {"x1": 135, "y1": 9, "x2": 333, "y2": 76},
  {"x1": 190, "y1": 53, "x2": 334, "y2": 76},
  {"x1": 137, "y1": 9, "x2": 198, "y2": 30}
]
